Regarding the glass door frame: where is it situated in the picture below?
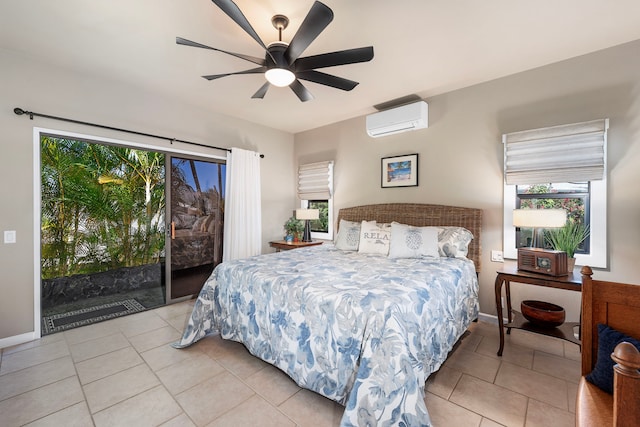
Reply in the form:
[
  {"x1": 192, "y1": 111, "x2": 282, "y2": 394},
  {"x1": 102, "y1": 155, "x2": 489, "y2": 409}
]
[
  {"x1": 165, "y1": 153, "x2": 226, "y2": 303},
  {"x1": 32, "y1": 126, "x2": 226, "y2": 338}
]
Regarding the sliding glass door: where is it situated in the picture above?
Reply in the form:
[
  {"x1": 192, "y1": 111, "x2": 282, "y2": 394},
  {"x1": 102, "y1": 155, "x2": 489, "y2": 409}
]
[
  {"x1": 39, "y1": 135, "x2": 226, "y2": 333},
  {"x1": 167, "y1": 156, "x2": 225, "y2": 301},
  {"x1": 40, "y1": 136, "x2": 166, "y2": 334}
]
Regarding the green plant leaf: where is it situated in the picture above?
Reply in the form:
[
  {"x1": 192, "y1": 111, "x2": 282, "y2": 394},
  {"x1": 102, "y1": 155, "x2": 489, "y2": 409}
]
[{"x1": 545, "y1": 222, "x2": 590, "y2": 258}]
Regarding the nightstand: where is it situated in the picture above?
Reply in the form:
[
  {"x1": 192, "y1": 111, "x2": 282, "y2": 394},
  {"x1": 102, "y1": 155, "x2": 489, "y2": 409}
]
[
  {"x1": 495, "y1": 263, "x2": 581, "y2": 356},
  {"x1": 269, "y1": 240, "x2": 323, "y2": 252}
]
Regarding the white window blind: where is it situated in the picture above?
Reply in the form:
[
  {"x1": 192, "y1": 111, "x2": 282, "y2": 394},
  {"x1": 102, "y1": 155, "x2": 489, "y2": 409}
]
[
  {"x1": 298, "y1": 161, "x2": 333, "y2": 200},
  {"x1": 503, "y1": 119, "x2": 608, "y2": 185}
]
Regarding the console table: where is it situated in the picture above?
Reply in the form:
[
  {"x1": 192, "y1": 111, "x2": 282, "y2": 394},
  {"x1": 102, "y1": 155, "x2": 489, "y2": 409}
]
[{"x1": 495, "y1": 263, "x2": 581, "y2": 356}]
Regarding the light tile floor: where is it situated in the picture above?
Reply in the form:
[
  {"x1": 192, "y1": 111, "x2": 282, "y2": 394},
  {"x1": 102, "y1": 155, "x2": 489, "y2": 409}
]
[{"x1": 0, "y1": 301, "x2": 581, "y2": 426}]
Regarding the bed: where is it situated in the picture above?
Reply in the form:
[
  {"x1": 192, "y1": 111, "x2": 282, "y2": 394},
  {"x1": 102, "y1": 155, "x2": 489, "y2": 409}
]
[{"x1": 174, "y1": 203, "x2": 482, "y2": 426}]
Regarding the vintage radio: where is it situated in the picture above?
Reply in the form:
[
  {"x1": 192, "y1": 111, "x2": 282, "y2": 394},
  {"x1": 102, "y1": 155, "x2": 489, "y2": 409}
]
[{"x1": 517, "y1": 248, "x2": 568, "y2": 276}]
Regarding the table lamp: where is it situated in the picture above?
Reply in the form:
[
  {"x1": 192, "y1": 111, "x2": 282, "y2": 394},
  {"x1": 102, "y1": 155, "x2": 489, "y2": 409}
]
[
  {"x1": 513, "y1": 209, "x2": 567, "y2": 248},
  {"x1": 295, "y1": 209, "x2": 319, "y2": 242}
]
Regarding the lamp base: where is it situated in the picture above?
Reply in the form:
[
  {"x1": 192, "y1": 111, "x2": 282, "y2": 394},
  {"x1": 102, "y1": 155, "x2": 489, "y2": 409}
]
[{"x1": 302, "y1": 220, "x2": 312, "y2": 242}]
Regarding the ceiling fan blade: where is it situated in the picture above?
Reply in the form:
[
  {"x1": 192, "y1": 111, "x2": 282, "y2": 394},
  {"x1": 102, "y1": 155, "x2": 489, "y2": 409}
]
[
  {"x1": 211, "y1": 0, "x2": 268, "y2": 50},
  {"x1": 252, "y1": 82, "x2": 271, "y2": 99},
  {"x1": 176, "y1": 37, "x2": 265, "y2": 65},
  {"x1": 202, "y1": 66, "x2": 266, "y2": 81},
  {"x1": 289, "y1": 79, "x2": 314, "y2": 102},
  {"x1": 284, "y1": 1, "x2": 334, "y2": 65},
  {"x1": 296, "y1": 70, "x2": 359, "y2": 91},
  {"x1": 295, "y1": 46, "x2": 374, "y2": 71}
]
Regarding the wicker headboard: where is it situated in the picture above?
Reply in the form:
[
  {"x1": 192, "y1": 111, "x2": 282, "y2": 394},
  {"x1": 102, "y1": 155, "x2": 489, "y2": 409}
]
[{"x1": 337, "y1": 203, "x2": 483, "y2": 272}]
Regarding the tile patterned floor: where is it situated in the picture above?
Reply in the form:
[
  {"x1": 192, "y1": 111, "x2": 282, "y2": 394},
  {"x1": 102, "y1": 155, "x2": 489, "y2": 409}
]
[{"x1": 0, "y1": 301, "x2": 581, "y2": 426}]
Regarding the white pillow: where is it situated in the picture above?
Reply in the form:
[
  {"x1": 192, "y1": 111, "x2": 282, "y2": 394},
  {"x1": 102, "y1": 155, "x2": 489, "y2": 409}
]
[
  {"x1": 358, "y1": 221, "x2": 391, "y2": 255},
  {"x1": 437, "y1": 226, "x2": 474, "y2": 258},
  {"x1": 388, "y1": 222, "x2": 439, "y2": 259},
  {"x1": 334, "y1": 219, "x2": 361, "y2": 251}
]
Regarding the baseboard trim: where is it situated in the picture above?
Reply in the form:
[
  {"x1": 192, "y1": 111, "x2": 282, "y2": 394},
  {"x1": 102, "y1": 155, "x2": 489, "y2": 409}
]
[
  {"x1": 478, "y1": 311, "x2": 508, "y2": 325},
  {"x1": 0, "y1": 331, "x2": 37, "y2": 350}
]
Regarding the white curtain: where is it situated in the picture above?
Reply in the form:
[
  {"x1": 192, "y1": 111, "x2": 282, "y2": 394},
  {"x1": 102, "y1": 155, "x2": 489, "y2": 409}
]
[{"x1": 223, "y1": 148, "x2": 262, "y2": 261}]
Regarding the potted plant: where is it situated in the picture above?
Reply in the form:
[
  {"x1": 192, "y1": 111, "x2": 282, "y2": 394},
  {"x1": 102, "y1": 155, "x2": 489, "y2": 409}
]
[
  {"x1": 284, "y1": 216, "x2": 304, "y2": 242},
  {"x1": 545, "y1": 221, "x2": 590, "y2": 270}
]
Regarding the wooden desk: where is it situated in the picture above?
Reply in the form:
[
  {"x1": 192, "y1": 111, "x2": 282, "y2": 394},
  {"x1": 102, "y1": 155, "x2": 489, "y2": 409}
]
[
  {"x1": 495, "y1": 263, "x2": 581, "y2": 356},
  {"x1": 269, "y1": 240, "x2": 323, "y2": 252}
]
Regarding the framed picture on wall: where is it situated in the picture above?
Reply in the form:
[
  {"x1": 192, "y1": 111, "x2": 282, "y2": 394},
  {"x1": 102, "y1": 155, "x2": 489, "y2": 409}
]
[{"x1": 381, "y1": 153, "x2": 419, "y2": 188}]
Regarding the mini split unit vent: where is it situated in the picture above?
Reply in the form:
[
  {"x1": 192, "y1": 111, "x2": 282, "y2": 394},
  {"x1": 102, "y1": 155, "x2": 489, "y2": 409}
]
[{"x1": 366, "y1": 100, "x2": 428, "y2": 138}]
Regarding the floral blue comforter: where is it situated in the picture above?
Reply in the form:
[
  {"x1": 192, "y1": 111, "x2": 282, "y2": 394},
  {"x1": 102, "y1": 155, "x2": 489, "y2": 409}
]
[{"x1": 174, "y1": 244, "x2": 479, "y2": 426}]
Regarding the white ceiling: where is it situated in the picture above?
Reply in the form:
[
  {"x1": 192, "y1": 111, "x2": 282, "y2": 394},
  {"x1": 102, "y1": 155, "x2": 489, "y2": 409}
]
[{"x1": 3, "y1": 0, "x2": 640, "y2": 134}]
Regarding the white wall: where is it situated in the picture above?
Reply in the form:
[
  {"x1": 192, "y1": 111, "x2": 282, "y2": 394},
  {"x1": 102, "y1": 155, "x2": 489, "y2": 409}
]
[
  {"x1": 0, "y1": 48, "x2": 296, "y2": 341},
  {"x1": 294, "y1": 40, "x2": 640, "y2": 322}
]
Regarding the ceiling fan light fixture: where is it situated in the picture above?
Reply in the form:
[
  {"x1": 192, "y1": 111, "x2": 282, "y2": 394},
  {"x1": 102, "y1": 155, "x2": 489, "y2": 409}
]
[
  {"x1": 178, "y1": 1, "x2": 374, "y2": 101},
  {"x1": 265, "y1": 68, "x2": 295, "y2": 87}
]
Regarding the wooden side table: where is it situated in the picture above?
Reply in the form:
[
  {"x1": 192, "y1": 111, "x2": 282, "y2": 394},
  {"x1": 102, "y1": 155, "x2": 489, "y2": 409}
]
[
  {"x1": 495, "y1": 263, "x2": 581, "y2": 356},
  {"x1": 269, "y1": 240, "x2": 323, "y2": 252}
]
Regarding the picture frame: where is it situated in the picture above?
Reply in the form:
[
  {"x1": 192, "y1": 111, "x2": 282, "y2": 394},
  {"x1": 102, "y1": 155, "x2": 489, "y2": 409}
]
[{"x1": 381, "y1": 153, "x2": 419, "y2": 188}]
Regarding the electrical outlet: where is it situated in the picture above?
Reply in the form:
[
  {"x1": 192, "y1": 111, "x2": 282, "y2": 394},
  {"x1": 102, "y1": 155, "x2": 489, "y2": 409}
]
[
  {"x1": 491, "y1": 250, "x2": 504, "y2": 262},
  {"x1": 3, "y1": 230, "x2": 16, "y2": 244}
]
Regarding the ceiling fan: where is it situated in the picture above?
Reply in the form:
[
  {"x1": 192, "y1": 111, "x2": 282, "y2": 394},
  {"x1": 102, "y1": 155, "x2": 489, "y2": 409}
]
[{"x1": 176, "y1": 0, "x2": 374, "y2": 102}]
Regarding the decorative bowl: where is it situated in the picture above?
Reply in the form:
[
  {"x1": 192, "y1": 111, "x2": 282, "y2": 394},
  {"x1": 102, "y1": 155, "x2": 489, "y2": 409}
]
[{"x1": 521, "y1": 300, "x2": 565, "y2": 328}]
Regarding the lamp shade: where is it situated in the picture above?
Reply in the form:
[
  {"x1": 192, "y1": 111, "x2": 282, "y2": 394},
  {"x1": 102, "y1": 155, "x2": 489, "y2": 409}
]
[
  {"x1": 295, "y1": 209, "x2": 319, "y2": 220},
  {"x1": 513, "y1": 209, "x2": 566, "y2": 228}
]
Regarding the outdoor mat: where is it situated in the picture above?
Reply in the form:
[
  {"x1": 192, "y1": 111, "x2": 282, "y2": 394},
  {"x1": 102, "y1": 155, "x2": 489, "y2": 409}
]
[{"x1": 42, "y1": 299, "x2": 146, "y2": 334}]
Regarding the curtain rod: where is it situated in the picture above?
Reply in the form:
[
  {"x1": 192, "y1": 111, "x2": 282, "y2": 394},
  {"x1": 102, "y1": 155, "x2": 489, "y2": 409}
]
[{"x1": 13, "y1": 107, "x2": 264, "y2": 158}]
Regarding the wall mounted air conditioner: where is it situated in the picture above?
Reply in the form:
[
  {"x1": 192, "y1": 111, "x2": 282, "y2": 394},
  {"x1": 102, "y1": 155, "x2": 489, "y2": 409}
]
[{"x1": 366, "y1": 100, "x2": 428, "y2": 138}]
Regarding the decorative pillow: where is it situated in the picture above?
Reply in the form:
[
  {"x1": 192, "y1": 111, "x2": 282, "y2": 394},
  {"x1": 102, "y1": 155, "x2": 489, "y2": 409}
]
[
  {"x1": 437, "y1": 227, "x2": 474, "y2": 258},
  {"x1": 585, "y1": 323, "x2": 640, "y2": 394},
  {"x1": 201, "y1": 215, "x2": 214, "y2": 232},
  {"x1": 173, "y1": 213, "x2": 197, "y2": 230},
  {"x1": 207, "y1": 216, "x2": 217, "y2": 234},
  {"x1": 357, "y1": 221, "x2": 391, "y2": 255},
  {"x1": 335, "y1": 219, "x2": 361, "y2": 251},
  {"x1": 191, "y1": 216, "x2": 208, "y2": 232},
  {"x1": 388, "y1": 222, "x2": 439, "y2": 259}
]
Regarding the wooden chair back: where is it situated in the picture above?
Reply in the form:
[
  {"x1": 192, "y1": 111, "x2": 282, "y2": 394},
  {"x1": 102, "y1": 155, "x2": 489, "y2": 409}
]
[{"x1": 581, "y1": 265, "x2": 640, "y2": 375}]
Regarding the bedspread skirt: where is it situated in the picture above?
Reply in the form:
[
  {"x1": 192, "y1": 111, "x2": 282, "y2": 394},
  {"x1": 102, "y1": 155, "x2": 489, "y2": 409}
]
[{"x1": 173, "y1": 245, "x2": 479, "y2": 426}]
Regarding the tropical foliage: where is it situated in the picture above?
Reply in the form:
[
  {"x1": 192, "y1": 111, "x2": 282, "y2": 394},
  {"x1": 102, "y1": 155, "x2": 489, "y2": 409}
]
[
  {"x1": 41, "y1": 137, "x2": 165, "y2": 279},
  {"x1": 545, "y1": 221, "x2": 590, "y2": 258},
  {"x1": 518, "y1": 184, "x2": 585, "y2": 223},
  {"x1": 308, "y1": 200, "x2": 329, "y2": 232}
]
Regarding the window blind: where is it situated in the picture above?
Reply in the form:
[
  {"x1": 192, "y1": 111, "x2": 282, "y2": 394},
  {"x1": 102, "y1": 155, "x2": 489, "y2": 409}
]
[
  {"x1": 503, "y1": 119, "x2": 608, "y2": 185},
  {"x1": 298, "y1": 161, "x2": 333, "y2": 200}
]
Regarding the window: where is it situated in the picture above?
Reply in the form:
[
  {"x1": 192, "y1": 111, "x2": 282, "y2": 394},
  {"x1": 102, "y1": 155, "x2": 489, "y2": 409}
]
[
  {"x1": 302, "y1": 199, "x2": 331, "y2": 238},
  {"x1": 504, "y1": 181, "x2": 606, "y2": 267},
  {"x1": 515, "y1": 182, "x2": 590, "y2": 253},
  {"x1": 503, "y1": 119, "x2": 608, "y2": 268},
  {"x1": 298, "y1": 161, "x2": 334, "y2": 240},
  {"x1": 306, "y1": 200, "x2": 329, "y2": 233}
]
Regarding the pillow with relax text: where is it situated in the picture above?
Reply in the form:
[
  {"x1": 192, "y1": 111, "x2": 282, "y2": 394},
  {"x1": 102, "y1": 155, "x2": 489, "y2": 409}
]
[
  {"x1": 585, "y1": 323, "x2": 640, "y2": 394},
  {"x1": 358, "y1": 220, "x2": 391, "y2": 255}
]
